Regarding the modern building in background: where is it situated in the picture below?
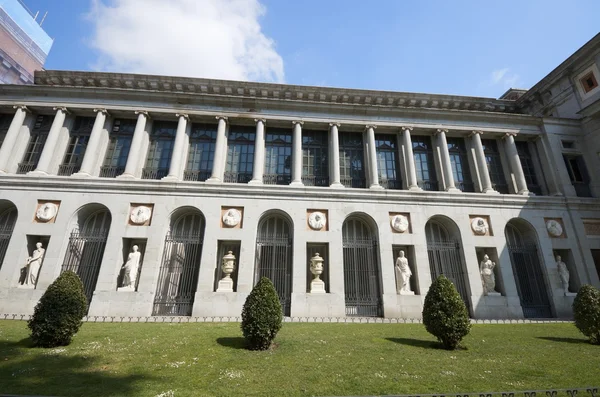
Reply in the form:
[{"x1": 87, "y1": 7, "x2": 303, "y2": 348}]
[
  {"x1": 0, "y1": 34, "x2": 598, "y2": 321},
  {"x1": 0, "y1": 0, "x2": 52, "y2": 84}
]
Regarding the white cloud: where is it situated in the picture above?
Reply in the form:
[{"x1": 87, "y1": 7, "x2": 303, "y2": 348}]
[
  {"x1": 489, "y1": 68, "x2": 519, "y2": 89},
  {"x1": 87, "y1": 0, "x2": 284, "y2": 83}
]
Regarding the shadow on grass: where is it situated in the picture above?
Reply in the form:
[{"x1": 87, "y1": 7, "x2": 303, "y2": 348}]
[
  {"x1": 385, "y1": 337, "x2": 442, "y2": 349},
  {"x1": 216, "y1": 337, "x2": 247, "y2": 350},
  {"x1": 0, "y1": 339, "x2": 160, "y2": 397},
  {"x1": 536, "y1": 336, "x2": 589, "y2": 344}
]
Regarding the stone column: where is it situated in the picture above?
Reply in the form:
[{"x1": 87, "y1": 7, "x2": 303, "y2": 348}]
[
  {"x1": 207, "y1": 116, "x2": 228, "y2": 183},
  {"x1": 435, "y1": 129, "x2": 459, "y2": 192},
  {"x1": 74, "y1": 109, "x2": 109, "y2": 177},
  {"x1": 119, "y1": 111, "x2": 149, "y2": 179},
  {"x1": 503, "y1": 133, "x2": 529, "y2": 195},
  {"x1": 0, "y1": 105, "x2": 29, "y2": 173},
  {"x1": 29, "y1": 107, "x2": 68, "y2": 175},
  {"x1": 401, "y1": 126, "x2": 421, "y2": 191},
  {"x1": 163, "y1": 113, "x2": 189, "y2": 181},
  {"x1": 471, "y1": 131, "x2": 497, "y2": 194},
  {"x1": 329, "y1": 122, "x2": 343, "y2": 188},
  {"x1": 366, "y1": 125, "x2": 382, "y2": 189},
  {"x1": 249, "y1": 118, "x2": 266, "y2": 185},
  {"x1": 290, "y1": 120, "x2": 304, "y2": 186}
]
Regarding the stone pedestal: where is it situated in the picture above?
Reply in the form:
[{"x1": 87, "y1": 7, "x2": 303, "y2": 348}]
[
  {"x1": 117, "y1": 285, "x2": 135, "y2": 292},
  {"x1": 310, "y1": 279, "x2": 326, "y2": 294},
  {"x1": 398, "y1": 290, "x2": 415, "y2": 296},
  {"x1": 486, "y1": 291, "x2": 501, "y2": 297},
  {"x1": 217, "y1": 278, "x2": 234, "y2": 293}
]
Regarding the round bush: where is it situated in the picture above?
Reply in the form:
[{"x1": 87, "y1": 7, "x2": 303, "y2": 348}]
[
  {"x1": 572, "y1": 284, "x2": 600, "y2": 344},
  {"x1": 422, "y1": 275, "x2": 471, "y2": 350},
  {"x1": 28, "y1": 271, "x2": 88, "y2": 347},
  {"x1": 241, "y1": 277, "x2": 282, "y2": 350}
]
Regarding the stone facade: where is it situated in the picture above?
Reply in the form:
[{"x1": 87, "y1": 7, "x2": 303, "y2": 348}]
[{"x1": 1, "y1": 34, "x2": 600, "y2": 320}]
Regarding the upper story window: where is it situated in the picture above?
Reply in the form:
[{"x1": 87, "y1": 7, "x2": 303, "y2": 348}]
[
  {"x1": 563, "y1": 154, "x2": 592, "y2": 197},
  {"x1": 17, "y1": 114, "x2": 54, "y2": 174},
  {"x1": 576, "y1": 63, "x2": 600, "y2": 100},
  {"x1": 375, "y1": 134, "x2": 401, "y2": 190},
  {"x1": 447, "y1": 138, "x2": 474, "y2": 192},
  {"x1": 225, "y1": 126, "x2": 255, "y2": 184},
  {"x1": 302, "y1": 130, "x2": 328, "y2": 187},
  {"x1": 515, "y1": 141, "x2": 542, "y2": 195},
  {"x1": 412, "y1": 136, "x2": 438, "y2": 191},
  {"x1": 581, "y1": 72, "x2": 598, "y2": 93},
  {"x1": 264, "y1": 128, "x2": 292, "y2": 185},
  {"x1": 482, "y1": 139, "x2": 508, "y2": 194},
  {"x1": 58, "y1": 116, "x2": 95, "y2": 176},
  {"x1": 142, "y1": 120, "x2": 177, "y2": 180},
  {"x1": 101, "y1": 119, "x2": 136, "y2": 178},
  {"x1": 561, "y1": 140, "x2": 575, "y2": 149},
  {"x1": 0, "y1": 114, "x2": 11, "y2": 148},
  {"x1": 339, "y1": 133, "x2": 365, "y2": 188},
  {"x1": 184, "y1": 123, "x2": 216, "y2": 182}
]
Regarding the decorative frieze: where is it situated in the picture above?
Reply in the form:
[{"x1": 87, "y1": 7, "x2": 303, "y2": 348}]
[{"x1": 583, "y1": 219, "x2": 600, "y2": 236}]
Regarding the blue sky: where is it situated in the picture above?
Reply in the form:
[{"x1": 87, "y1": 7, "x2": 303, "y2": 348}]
[{"x1": 21, "y1": 0, "x2": 600, "y2": 98}]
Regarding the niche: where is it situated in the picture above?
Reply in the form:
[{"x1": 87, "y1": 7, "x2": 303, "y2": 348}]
[
  {"x1": 117, "y1": 238, "x2": 147, "y2": 292},
  {"x1": 392, "y1": 245, "x2": 418, "y2": 295},
  {"x1": 306, "y1": 243, "x2": 329, "y2": 293},
  {"x1": 18, "y1": 235, "x2": 50, "y2": 288},
  {"x1": 475, "y1": 247, "x2": 504, "y2": 296},
  {"x1": 214, "y1": 240, "x2": 241, "y2": 292}
]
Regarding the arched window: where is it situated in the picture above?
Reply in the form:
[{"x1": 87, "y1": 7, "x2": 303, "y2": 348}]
[{"x1": 0, "y1": 206, "x2": 17, "y2": 269}]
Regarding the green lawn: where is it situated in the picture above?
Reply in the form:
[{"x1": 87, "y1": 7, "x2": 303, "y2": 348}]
[{"x1": 0, "y1": 321, "x2": 598, "y2": 397}]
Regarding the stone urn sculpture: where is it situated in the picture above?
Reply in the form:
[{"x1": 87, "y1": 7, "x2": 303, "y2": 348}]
[
  {"x1": 217, "y1": 251, "x2": 236, "y2": 292},
  {"x1": 309, "y1": 253, "x2": 326, "y2": 293}
]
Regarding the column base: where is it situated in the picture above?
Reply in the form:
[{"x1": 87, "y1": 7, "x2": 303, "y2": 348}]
[
  {"x1": 26, "y1": 170, "x2": 48, "y2": 176},
  {"x1": 369, "y1": 184, "x2": 384, "y2": 190},
  {"x1": 398, "y1": 290, "x2": 415, "y2": 295},
  {"x1": 248, "y1": 179, "x2": 263, "y2": 186},
  {"x1": 483, "y1": 188, "x2": 500, "y2": 194},
  {"x1": 408, "y1": 185, "x2": 423, "y2": 192},
  {"x1": 446, "y1": 187, "x2": 461, "y2": 193},
  {"x1": 161, "y1": 175, "x2": 180, "y2": 182},
  {"x1": 518, "y1": 189, "x2": 531, "y2": 196},
  {"x1": 329, "y1": 182, "x2": 345, "y2": 189},
  {"x1": 0, "y1": 170, "x2": 7, "y2": 175},
  {"x1": 116, "y1": 173, "x2": 137, "y2": 180},
  {"x1": 72, "y1": 171, "x2": 92, "y2": 178},
  {"x1": 289, "y1": 181, "x2": 304, "y2": 187},
  {"x1": 205, "y1": 177, "x2": 223, "y2": 184}
]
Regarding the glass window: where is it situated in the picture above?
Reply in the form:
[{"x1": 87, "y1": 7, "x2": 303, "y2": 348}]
[
  {"x1": 58, "y1": 116, "x2": 95, "y2": 176},
  {"x1": 17, "y1": 114, "x2": 54, "y2": 174},
  {"x1": 0, "y1": 114, "x2": 11, "y2": 148},
  {"x1": 184, "y1": 123, "x2": 216, "y2": 182},
  {"x1": 339, "y1": 133, "x2": 365, "y2": 188},
  {"x1": 447, "y1": 137, "x2": 474, "y2": 192},
  {"x1": 225, "y1": 126, "x2": 255, "y2": 183},
  {"x1": 563, "y1": 155, "x2": 592, "y2": 197},
  {"x1": 481, "y1": 139, "x2": 508, "y2": 194},
  {"x1": 302, "y1": 130, "x2": 329, "y2": 187},
  {"x1": 264, "y1": 128, "x2": 292, "y2": 185},
  {"x1": 101, "y1": 119, "x2": 136, "y2": 178},
  {"x1": 375, "y1": 134, "x2": 401, "y2": 189},
  {"x1": 516, "y1": 141, "x2": 542, "y2": 195},
  {"x1": 412, "y1": 136, "x2": 438, "y2": 191},
  {"x1": 143, "y1": 121, "x2": 177, "y2": 180}
]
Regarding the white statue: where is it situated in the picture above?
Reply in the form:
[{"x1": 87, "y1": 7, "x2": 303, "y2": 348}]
[
  {"x1": 395, "y1": 250, "x2": 413, "y2": 294},
  {"x1": 119, "y1": 245, "x2": 141, "y2": 290},
  {"x1": 217, "y1": 251, "x2": 236, "y2": 292},
  {"x1": 479, "y1": 254, "x2": 497, "y2": 295},
  {"x1": 309, "y1": 253, "x2": 326, "y2": 293},
  {"x1": 556, "y1": 255, "x2": 570, "y2": 293},
  {"x1": 21, "y1": 242, "x2": 45, "y2": 287}
]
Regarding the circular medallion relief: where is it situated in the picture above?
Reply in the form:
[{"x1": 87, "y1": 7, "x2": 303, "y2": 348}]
[
  {"x1": 36, "y1": 203, "x2": 58, "y2": 222},
  {"x1": 546, "y1": 220, "x2": 563, "y2": 237},
  {"x1": 308, "y1": 212, "x2": 327, "y2": 230},
  {"x1": 390, "y1": 215, "x2": 409, "y2": 233},
  {"x1": 471, "y1": 217, "x2": 489, "y2": 235},
  {"x1": 130, "y1": 206, "x2": 152, "y2": 225},
  {"x1": 222, "y1": 209, "x2": 241, "y2": 227}
]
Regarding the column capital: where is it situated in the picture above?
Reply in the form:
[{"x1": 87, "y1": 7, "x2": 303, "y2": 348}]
[
  {"x1": 329, "y1": 122, "x2": 341, "y2": 128},
  {"x1": 93, "y1": 108, "x2": 110, "y2": 116},
  {"x1": 292, "y1": 120, "x2": 304, "y2": 126},
  {"x1": 254, "y1": 118, "x2": 266, "y2": 125},
  {"x1": 435, "y1": 128, "x2": 448, "y2": 135},
  {"x1": 13, "y1": 105, "x2": 30, "y2": 113},
  {"x1": 365, "y1": 124, "x2": 377, "y2": 130},
  {"x1": 503, "y1": 132, "x2": 517, "y2": 139},
  {"x1": 135, "y1": 110, "x2": 150, "y2": 119},
  {"x1": 215, "y1": 115, "x2": 228, "y2": 122},
  {"x1": 400, "y1": 126, "x2": 413, "y2": 132},
  {"x1": 175, "y1": 113, "x2": 190, "y2": 121},
  {"x1": 53, "y1": 106, "x2": 70, "y2": 114},
  {"x1": 469, "y1": 130, "x2": 484, "y2": 137}
]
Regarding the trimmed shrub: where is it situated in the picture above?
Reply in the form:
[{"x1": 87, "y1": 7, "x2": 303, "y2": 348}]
[
  {"x1": 422, "y1": 275, "x2": 471, "y2": 350},
  {"x1": 572, "y1": 284, "x2": 600, "y2": 345},
  {"x1": 241, "y1": 277, "x2": 282, "y2": 350},
  {"x1": 28, "y1": 271, "x2": 88, "y2": 347}
]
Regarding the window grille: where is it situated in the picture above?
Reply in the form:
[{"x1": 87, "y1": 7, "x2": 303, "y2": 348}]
[
  {"x1": 142, "y1": 121, "x2": 177, "y2": 180},
  {"x1": 375, "y1": 134, "x2": 401, "y2": 190},
  {"x1": 264, "y1": 128, "x2": 292, "y2": 185},
  {"x1": 100, "y1": 119, "x2": 136, "y2": 178},
  {"x1": 447, "y1": 137, "x2": 474, "y2": 192},
  {"x1": 0, "y1": 207, "x2": 17, "y2": 270},
  {"x1": 224, "y1": 126, "x2": 255, "y2": 183},
  {"x1": 339, "y1": 133, "x2": 365, "y2": 188},
  {"x1": 516, "y1": 141, "x2": 542, "y2": 195},
  {"x1": 482, "y1": 139, "x2": 508, "y2": 194},
  {"x1": 58, "y1": 116, "x2": 95, "y2": 176},
  {"x1": 301, "y1": 130, "x2": 329, "y2": 186},
  {"x1": 0, "y1": 113, "x2": 11, "y2": 148},
  {"x1": 412, "y1": 136, "x2": 438, "y2": 191},
  {"x1": 184, "y1": 123, "x2": 216, "y2": 182},
  {"x1": 17, "y1": 115, "x2": 53, "y2": 174}
]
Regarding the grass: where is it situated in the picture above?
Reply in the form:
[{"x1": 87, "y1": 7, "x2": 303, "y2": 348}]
[{"x1": 0, "y1": 321, "x2": 598, "y2": 397}]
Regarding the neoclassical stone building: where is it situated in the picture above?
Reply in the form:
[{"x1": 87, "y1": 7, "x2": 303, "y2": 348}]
[{"x1": 0, "y1": 34, "x2": 599, "y2": 320}]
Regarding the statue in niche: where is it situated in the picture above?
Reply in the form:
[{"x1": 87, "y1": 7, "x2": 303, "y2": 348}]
[
  {"x1": 556, "y1": 255, "x2": 570, "y2": 293},
  {"x1": 21, "y1": 242, "x2": 45, "y2": 287},
  {"x1": 479, "y1": 254, "x2": 497, "y2": 295},
  {"x1": 395, "y1": 250, "x2": 413, "y2": 294},
  {"x1": 119, "y1": 245, "x2": 141, "y2": 291}
]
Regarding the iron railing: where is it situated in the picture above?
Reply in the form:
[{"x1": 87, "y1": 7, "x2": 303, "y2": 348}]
[
  {"x1": 418, "y1": 180, "x2": 438, "y2": 191},
  {"x1": 427, "y1": 239, "x2": 471, "y2": 313},
  {"x1": 456, "y1": 181, "x2": 475, "y2": 192},
  {"x1": 16, "y1": 162, "x2": 36, "y2": 174},
  {"x1": 99, "y1": 165, "x2": 125, "y2": 178},
  {"x1": 223, "y1": 171, "x2": 252, "y2": 184},
  {"x1": 301, "y1": 175, "x2": 329, "y2": 187},
  {"x1": 492, "y1": 182, "x2": 509, "y2": 194},
  {"x1": 255, "y1": 233, "x2": 293, "y2": 316},
  {"x1": 61, "y1": 228, "x2": 109, "y2": 304},
  {"x1": 380, "y1": 178, "x2": 402, "y2": 190},
  {"x1": 263, "y1": 173, "x2": 292, "y2": 185},
  {"x1": 153, "y1": 231, "x2": 204, "y2": 316},
  {"x1": 340, "y1": 176, "x2": 366, "y2": 189},
  {"x1": 528, "y1": 184, "x2": 543, "y2": 195},
  {"x1": 57, "y1": 163, "x2": 80, "y2": 176},
  {"x1": 343, "y1": 236, "x2": 382, "y2": 317},
  {"x1": 142, "y1": 167, "x2": 169, "y2": 180},
  {"x1": 183, "y1": 170, "x2": 211, "y2": 182}
]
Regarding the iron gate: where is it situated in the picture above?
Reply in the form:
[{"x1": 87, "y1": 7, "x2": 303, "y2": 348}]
[
  {"x1": 0, "y1": 208, "x2": 17, "y2": 269},
  {"x1": 342, "y1": 219, "x2": 382, "y2": 317},
  {"x1": 427, "y1": 240, "x2": 471, "y2": 312},
  {"x1": 507, "y1": 242, "x2": 552, "y2": 318},
  {"x1": 61, "y1": 229, "x2": 108, "y2": 303},
  {"x1": 153, "y1": 231, "x2": 203, "y2": 316},
  {"x1": 255, "y1": 231, "x2": 293, "y2": 316}
]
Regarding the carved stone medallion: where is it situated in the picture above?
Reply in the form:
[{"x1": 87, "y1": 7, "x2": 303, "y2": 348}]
[
  {"x1": 130, "y1": 206, "x2": 152, "y2": 225},
  {"x1": 546, "y1": 220, "x2": 563, "y2": 237},
  {"x1": 390, "y1": 214, "x2": 409, "y2": 233},
  {"x1": 36, "y1": 203, "x2": 58, "y2": 222},
  {"x1": 471, "y1": 217, "x2": 489, "y2": 235},
  {"x1": 308, "y1": 211, "x2": 327, "y2": 230},
  {"x1": 222, "y1": 208, "x2": 242, "y2": 227}
]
